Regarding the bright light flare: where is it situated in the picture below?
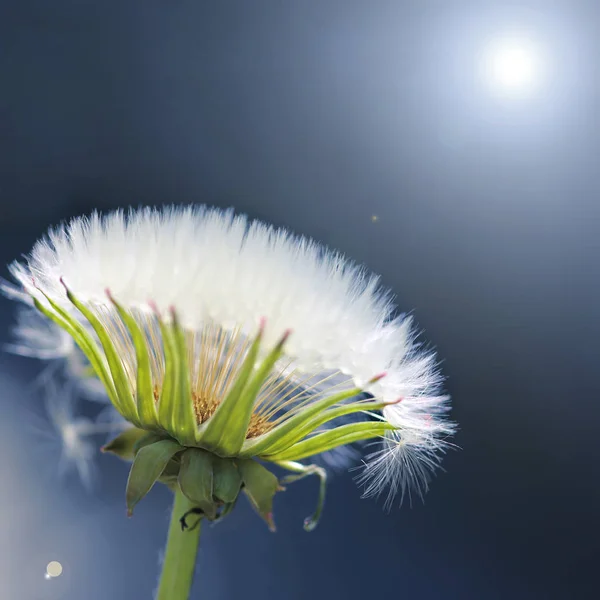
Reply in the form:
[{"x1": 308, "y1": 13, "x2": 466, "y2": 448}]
[
  {"x1": 481, "y1": 35, "x2": 544, "y2": 97},
  {"x1": 45, "y1": 561, "x2": 63, "y2": 579}
]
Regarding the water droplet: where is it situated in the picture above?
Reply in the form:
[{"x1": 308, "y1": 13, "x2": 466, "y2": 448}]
[{"x1": 45, "y1": 561, "x2": 63, "y2": 579}]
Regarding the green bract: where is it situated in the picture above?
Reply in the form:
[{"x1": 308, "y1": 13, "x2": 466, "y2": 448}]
[{"x1": 34, "y1": 282, "x2": 395, "y2": 530}]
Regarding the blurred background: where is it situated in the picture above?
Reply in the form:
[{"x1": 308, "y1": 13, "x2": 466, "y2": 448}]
[{"x1": 1, "y1": 1, "x2": 598, "y2": 598}]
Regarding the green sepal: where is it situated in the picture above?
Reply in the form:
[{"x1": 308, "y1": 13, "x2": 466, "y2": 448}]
[
  {"x1": 255, "y1": 398, "x2": 391, "y2": 458},
  {"x1": 239, "y1": 387, "x2": 362, "y2": 457},
  {"x1": 238, "y1": 459, "x2": 282, "y2": 532},
  {"x1": 155, "y1": 312, "x2": 196, "y2": 446},
  {"x1": 170, "y1": 311, "x2": 197, "y2": 445},
  {"x1": 196, "y1": 323, "x2": 264, "y2": 454},
  {"x1": 213, "y1": 457, "x2": 242, "y2": 503},
  {"x1": 156, "y1": 313, "x2": 177, "y2": 430},
  {"x1": 62, "y1": 282, "x2": 138, "y2": 423},
  {"x1": 159, "y1": 477, "x2": 180, "y2": 493},
  {"x1": 158, "y1": 456, "x2": 184, "y2": 491},
  {"x1": 305, "y1": 399, "x2": 390, "y2": 430},
  {"x1": 132, "y1": 433, "x2": 181, "y2": 483},
  {"x1": 263, "y1": 421, "x2": 395, "y2": 463},
  {"x1": 223, "y1": 329, "x2": 291, "y2": 455},
  {"x1": 108, "y1": 293, "x2": 158, "y2": 428},
  {"x1": 32, "y1": 296, "x2": 119, "y2": 407},
  {"x1": 101, "y1": 427, "x2": 148, "y2": 461},
  {"x1": 126, "y1": 439, "x2": 184, "y2": 515},
  {"x1": 133, "y1": 431, "x2": 168, "y2": 454},
  {"x1": 161, "y1": 458, "x2": 182, "y2": 480},
  {"x1": 177, "y1": 448, "x2": 217, "y2": 520},
  {"x1": 215, "y1": 500, "x2": 237, "y2": 523}
]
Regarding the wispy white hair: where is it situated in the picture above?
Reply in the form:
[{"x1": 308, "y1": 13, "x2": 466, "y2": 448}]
[
  {"x1": 2, "y1": 303, "x2": 109, "y2": 402},
  {"x1": 30, "y1": 379, "x2": 98, "y2": 491}
]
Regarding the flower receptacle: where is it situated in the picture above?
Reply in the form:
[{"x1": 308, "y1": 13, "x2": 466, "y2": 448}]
[{"x1": 108, "y1": 428, "x2": 286, "y2": 531}]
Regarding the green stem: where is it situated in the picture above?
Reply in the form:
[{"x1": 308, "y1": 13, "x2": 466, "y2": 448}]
[{"x1": 156, "y1": 489, "x2": 201, "y2": 600}]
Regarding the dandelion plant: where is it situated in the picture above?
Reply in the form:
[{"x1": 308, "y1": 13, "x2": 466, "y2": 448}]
[{"x1": 2, "y1": 206, "x2": 454, "y2": 600}]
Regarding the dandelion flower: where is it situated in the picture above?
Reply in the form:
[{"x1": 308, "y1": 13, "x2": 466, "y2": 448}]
[{"x1": 4, "y1": 205, "x2": 454, "y2": 600}]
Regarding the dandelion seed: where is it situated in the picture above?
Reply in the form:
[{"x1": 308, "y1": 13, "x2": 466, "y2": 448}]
[
  {"x1": 39, "y1": 379, "x2": 98, "y2": 490},
  {"x1": 26, "y1": 378, "x2": 128, "y2": 490},
  {"x1": 2, "y1": 304, "x2": 109, "y2": 402}
]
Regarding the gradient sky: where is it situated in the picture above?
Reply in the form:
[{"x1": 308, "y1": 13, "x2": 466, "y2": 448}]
[{"x1": 1, "y1": 1, "x2": 598, "y2": 599}]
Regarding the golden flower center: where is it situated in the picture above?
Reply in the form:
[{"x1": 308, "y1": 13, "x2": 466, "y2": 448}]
[
  {"x1": 152, "y1": 384, "x2": 275, "y2": 438},
  {"x1": 192, "y1": 392, "x2": 274, "y2": 438}
]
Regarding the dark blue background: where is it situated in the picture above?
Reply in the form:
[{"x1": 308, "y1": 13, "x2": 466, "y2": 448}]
[{"x1": 1, "y1": 1, "x2": 598, "y2": 599}]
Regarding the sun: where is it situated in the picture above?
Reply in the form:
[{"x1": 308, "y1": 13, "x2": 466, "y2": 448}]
[{"x1": 482, "y1": 34, "x2": 544, "y2": 97}]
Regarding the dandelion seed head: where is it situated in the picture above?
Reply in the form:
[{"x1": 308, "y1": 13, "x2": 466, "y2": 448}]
[
  {"x1": 6, "y1": 206, "x2": 454, "y2": 499},
  {"x1": 8, "y1": 207, "x2": 402, "y2": 386}
]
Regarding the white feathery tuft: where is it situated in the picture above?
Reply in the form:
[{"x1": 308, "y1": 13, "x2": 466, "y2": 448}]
[
  {"x1": 3, "y1": 304, "x2": 109, "y2": 402},
  {"x1": 356, "y1": 429, "x2": 454, "y2": 510},
  {"x1": 36, "y1": 380, "x2": 98, "y2": 491},
  {"x1": 0, "y1": 276, "x2": 35, "y2": 305},
  {"x1": 4, "y1": 303, "x2": 74, "y2": 360},
  {"x1": 7, "y1": 205, "x2": 454, "y2": 500},
  {"x1": 29, "y1": 380, "x2": 130, "y2": 490}
]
